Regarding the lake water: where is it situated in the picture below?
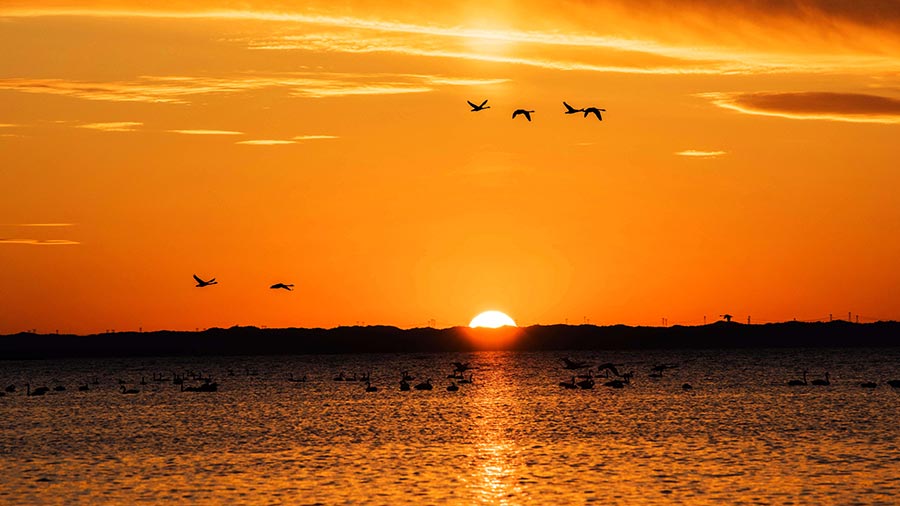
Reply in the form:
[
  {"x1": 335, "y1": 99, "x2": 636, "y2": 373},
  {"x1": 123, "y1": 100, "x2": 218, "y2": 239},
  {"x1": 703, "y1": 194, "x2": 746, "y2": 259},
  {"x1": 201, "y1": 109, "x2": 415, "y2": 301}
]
[{"x1": 2, "y1": 349, "x2": 899, "y2": 505}]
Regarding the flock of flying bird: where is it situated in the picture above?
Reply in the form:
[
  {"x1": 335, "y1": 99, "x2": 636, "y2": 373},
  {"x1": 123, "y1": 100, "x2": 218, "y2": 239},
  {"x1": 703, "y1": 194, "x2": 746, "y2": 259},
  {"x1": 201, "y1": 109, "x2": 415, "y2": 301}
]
[
  {"x1": 189, "y1": 98, "x2": 605, "y2": 292},
  {"x1": 468, "y1": 99, "x2": 607, "y2": 121}
]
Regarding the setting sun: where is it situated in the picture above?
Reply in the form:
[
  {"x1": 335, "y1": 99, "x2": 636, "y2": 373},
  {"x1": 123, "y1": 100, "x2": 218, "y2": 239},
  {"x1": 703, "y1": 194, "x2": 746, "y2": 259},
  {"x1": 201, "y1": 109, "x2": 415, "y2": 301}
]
[{"x1": 469, "y1": 310, "x2": 517, "y2": 328}]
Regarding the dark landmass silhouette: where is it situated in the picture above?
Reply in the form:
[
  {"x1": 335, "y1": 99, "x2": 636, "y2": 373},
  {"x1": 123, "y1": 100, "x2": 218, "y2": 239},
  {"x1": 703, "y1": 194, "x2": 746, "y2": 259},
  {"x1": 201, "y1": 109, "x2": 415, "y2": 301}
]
[{"x1": 1, "y1": 320, "x2": 898, "y2": 360}]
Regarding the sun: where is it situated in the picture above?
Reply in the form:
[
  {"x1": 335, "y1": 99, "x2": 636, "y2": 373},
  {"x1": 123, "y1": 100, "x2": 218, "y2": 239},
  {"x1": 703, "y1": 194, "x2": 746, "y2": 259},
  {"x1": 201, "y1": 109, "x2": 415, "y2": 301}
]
[{"x1": 469, "y1": 310, "x2": 517, "y2": 328}]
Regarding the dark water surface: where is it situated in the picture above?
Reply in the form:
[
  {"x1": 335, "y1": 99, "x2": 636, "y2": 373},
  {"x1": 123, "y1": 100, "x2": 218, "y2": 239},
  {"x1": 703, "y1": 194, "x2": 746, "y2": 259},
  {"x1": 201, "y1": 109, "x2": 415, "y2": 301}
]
[{"x1": 2, "y1": 349, "x2": 899, "y2": 505}]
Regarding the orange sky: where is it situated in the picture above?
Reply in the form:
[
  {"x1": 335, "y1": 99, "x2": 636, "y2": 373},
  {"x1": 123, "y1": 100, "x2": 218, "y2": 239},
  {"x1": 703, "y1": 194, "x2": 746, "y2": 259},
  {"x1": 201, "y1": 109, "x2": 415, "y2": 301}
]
[{"x1": 1, "y1": 1, "x2": 899, "y2": 334}]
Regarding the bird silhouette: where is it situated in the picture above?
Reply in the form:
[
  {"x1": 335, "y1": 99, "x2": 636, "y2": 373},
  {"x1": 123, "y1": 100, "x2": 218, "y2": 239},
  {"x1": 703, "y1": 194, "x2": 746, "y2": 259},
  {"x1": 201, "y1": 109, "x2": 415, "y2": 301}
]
[
  {"x1": 562, "y1": 357, "x2": 590, "y2": 370},
  {"x1": 365, "y1": 380, "x2": 378, "y2": 393},
  {"x1": 811, "y1": 372, "x2": 830, "y2": 386},
  {"x1": 787, "y1": 370, "x2": 808, "y2": 386},
  {"x1": 26, "y1": 384, "x2": 49, "y2": 396},
  {"x1": 559, "y1": 376, "x2": 577, "y2": 389},
  {"x1": 447, "y1": 382, "x2": 459, "y2": 392},
  {"x1": 270, "y1": 283, "x2": 294, "y2": 291},
  {"x1": 583, "y1": 107, "x2": 606, "y2": 120},
  {"x1": 860, "y1": 381, "x2": 877, "y2": 389},
  {"x1": 468, "y1": 99, "x2": 490, "y2": 111},
  {"x1": 512, "y1": 109, "x2": 534, "y2": 121},
  {"x1": 120, "y1": 385, "x2": 139, "y2": 394},
  {"x1": 193, "y1": 274, "x2": 217, "y2": 287},
  {"x1": 563, "y1": 102, "x2": 583, "y2": 114},
  {"x1": 888, "y1": 379, "x2": 900, "y2": 388}
]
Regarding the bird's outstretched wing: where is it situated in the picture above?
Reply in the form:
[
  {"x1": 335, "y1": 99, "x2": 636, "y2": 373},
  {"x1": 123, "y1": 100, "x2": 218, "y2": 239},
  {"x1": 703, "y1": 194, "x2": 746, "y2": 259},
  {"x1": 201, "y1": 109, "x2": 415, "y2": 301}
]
[
  {"x1": 479, "y1": 99, "x2": 488, "y2": 108},
  {"x1": 591, "y1": 110, "x2": 603, "y2": 120},
  {"x1": 467, "y1": 100, "x2": 478, "y2": 109},
  {"x1": 193, "y1": 274, "x2": 203, "y2": 284},
  {"x1": 563, "y1": 101, "x2": 578, "y2": 113},
  {"x1": 512, "y1": 110, "x2": 520, "y2": 119},
  {"x1": 524, "y1": 111, "x2": 532, "y2": 121}
]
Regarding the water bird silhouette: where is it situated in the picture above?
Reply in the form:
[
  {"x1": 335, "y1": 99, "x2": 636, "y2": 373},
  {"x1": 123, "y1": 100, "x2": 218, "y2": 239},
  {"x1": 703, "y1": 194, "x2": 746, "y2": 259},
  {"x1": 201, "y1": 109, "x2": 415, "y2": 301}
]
[
  {"x1": 452, "y1": 362, "x2": 474, "y2": 373},
  {"x1": 888, "y1": 380, "x2": 900, "y2": 388},
  {"x1": 400, "y1": 379, "x2": 411, "y2": 391},
  {"x1": 860, "y1": 381, "x2": 877, "y2": 389},
  {"x1": 53, "y1": 385, "x2": 66, "y2": 392},
  {"x1": 447, "y1": 382, "x2": 459, "y2": 392},
  {"x1": 811, "y1": 372, "x2": 831, "y2": 386},
  {"x1": 787, "y1": 371, "x2": 808, "y2": 386},
  {"x1": 682, "y1": 383, "x2": 693, "y2": 390},
  {"x1": 26, "y1": 384, "x2": 49, "y2": 396},
  {"x1": 468, "y1": 99, "x2": 490, "y2": 111},
  {"x1": 288, "y1": 373, "x2": 307, "y2": 383},
  {"x1": 78, "y1": 384, "x2": 89, "y2": 391},
  {"x1": 120, "y1": 385, "x2": 139, "y2": 394},
  {"x1": 563, "y1": 101, "x2": 583, "y2": 114},
  {"x1": 5, "y1": 384, "x2": 15, "y2": 393},
  {"x1": 576, "y1": 376, "x2": 595, "y2": 389},
  {"x1": 270, "y1": 283, "x2": 294, "y2": 291},
  {"x1": 414, "y1": 379, "x2": 433, "y2": 391},
  {"x1": 597, "y1": 363, "x2": 621, "y2": 377},
  {"x1": 583, "y1": 107, "x2": 606, "y2": 120},
  {"x1": 562, "y1": 357, "x2": 590, "y2": 370},
  {"x1": 559, "y1": 377, "x2": 578, "y2": 389},
  {"x1": 604, "y1": 379, "x2": 626, "y2": 389},
  {"x1": 365, "y1": 381, "x2": 378, "y2": 393},
  {"x1": 512, "y1": 109, "x2": 534, "y2": 121},
  {"x1": 193, "y1": 274, "x2": 218, "y2": 287}
]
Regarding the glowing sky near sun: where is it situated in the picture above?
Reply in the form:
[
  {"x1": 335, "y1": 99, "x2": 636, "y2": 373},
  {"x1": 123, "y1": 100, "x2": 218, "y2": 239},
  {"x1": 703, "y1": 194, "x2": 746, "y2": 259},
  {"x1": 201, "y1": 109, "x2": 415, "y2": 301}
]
[{"x1": 1, "y1": 1, "x2": 899, "y2": 333}]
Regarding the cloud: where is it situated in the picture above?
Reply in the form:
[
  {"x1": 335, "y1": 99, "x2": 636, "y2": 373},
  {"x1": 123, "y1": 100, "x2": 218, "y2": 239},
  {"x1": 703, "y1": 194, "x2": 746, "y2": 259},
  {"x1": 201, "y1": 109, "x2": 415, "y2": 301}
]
[
  {"x1": 3, "y1": 6, "x2": 900, "y2": 75},
  {"x1": 293, "y1": 135, "x2": 339, "y2": 140},
  {"x1": 236, "y1": 139, "x2": 295, "y2": 145},
  {"x1": 0, "y1": 72, "x2": 508, "y2": 104},
  {"x1": 675, "y1": 150, "x2": 727, "y2": 158},
  {"x1": 167, "y1": 129, "x2": 243, "y2": 135},
  {"x1": 0, "y1": 123, "x2": 17, "y2": 128},
  {"x1": 13, "y1": 223, "x2": 76, "y2": 227},
  {"x1": 78, "y1": 121, "x2": 143, "y2": 132},
  {"x1": 0, "y1": 239, "x2": 80, "y2": 245},
  {"x1": 702, "y1": 91, "x2": 900, "y2": 124}
]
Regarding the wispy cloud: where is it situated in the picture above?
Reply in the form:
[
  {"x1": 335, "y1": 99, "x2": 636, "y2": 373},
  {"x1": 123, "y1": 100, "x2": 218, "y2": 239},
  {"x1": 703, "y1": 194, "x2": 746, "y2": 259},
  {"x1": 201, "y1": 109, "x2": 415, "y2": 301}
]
[
  {"x1": 0, "y1": 123, "x2": 17, "y2": 128},
  {"x1": 0, "y1": 72, "x2": 509, "y2": 105},
  {"x1": 13, "y1": 223, "x2": 75, "y2": 227},
  {"x1": 702, "y1": 91, "x2": 900, "y2": 124},
  {"x1": 0, "y1": 239, "x2": 80, "y2": 245},
  {"x1": 3, "y1": 7, "x2": 897, "y2": 75},
  {"x1": 78, "y1": 122, "x2": 143, "y2": 132},
  {"x1": 675, "y1": 150, "x2": 727, "y2": 157},
  {"x1": 236, "y1": 139, "x2": 295, "y2": 145},
  {"x1": 250, "y1": 34, "x2": 750, "y2": 76},
  {"x1": 293, "y1": 135, "x2": 339, "y2": 141},
  {"x1": 168, "y1": 129, "x2": 243, "y2": 135}
]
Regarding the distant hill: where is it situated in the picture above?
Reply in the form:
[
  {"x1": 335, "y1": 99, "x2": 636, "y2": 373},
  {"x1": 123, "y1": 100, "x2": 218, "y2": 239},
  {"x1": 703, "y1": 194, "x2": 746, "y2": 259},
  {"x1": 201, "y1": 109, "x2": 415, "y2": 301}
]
[{"x1": 1, "y1": 321, "x2": 898, "y2": 360}]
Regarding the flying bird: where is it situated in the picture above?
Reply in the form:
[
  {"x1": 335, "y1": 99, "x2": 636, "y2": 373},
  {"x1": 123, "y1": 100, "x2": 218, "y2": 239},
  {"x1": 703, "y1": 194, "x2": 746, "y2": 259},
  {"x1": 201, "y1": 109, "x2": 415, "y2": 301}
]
[
  {"x1": 193, "y1": 274, "x2": 218, "y2": 287},
  {"x1": 270, "y1": 283, "x2": 294, "y2": 291},
  {"x1": 583, "y1": 107, "x2": 606, "y2": 120},
  {"x1": 512, "y1": 109, "x2": 534, "y2": 121},
  {"x1": 468, "y1": 99, "x2": 490, "y2": 112},
  {"x1": 563, "y1": 102, "x2": 583, "y2": 114}
]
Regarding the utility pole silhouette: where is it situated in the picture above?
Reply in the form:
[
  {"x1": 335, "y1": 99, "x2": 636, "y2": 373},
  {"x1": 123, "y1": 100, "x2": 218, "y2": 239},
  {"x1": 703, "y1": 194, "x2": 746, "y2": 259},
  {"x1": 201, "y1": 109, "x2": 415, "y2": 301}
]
[{"x1": 747, "y1": 315, "x2": 751, "y2": 325}]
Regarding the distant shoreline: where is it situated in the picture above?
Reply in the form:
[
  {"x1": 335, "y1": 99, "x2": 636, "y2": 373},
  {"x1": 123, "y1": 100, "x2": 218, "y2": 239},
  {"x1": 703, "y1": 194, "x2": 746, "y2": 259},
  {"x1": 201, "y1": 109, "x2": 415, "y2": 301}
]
[{"x1": 1, "y1": 320, "x2": 898, "y2": 360}]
